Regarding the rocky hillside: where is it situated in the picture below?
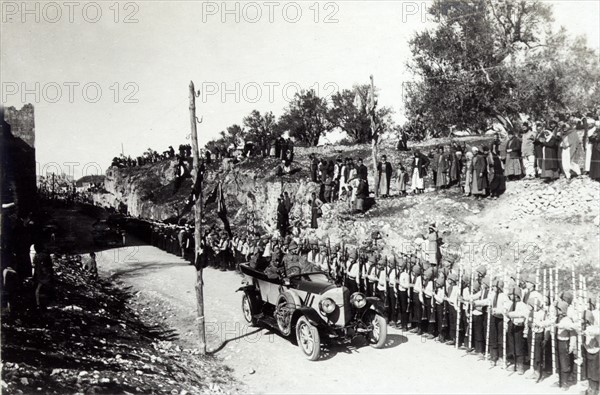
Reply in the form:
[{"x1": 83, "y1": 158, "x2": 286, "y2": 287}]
[{"x1": 94, "y1": 137, "x2": 599, "y2": 293}]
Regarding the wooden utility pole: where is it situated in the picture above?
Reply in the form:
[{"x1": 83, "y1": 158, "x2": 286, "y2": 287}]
[
  {"x1": 369, "y1": 75, "x2": 378, "y2": 182},
  {"x1": 189, "y1": 81, "x2": 207, "y2": 355}
]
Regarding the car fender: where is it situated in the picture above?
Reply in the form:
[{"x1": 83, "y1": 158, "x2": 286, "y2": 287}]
[
  {"x1": 236, "y1": 285, "x2": 255, "y2": 293},
  {"x1": 278, "y1": 290, "x2": 302, "y2": 309},
  {"x1": 292, "y1": 307, "x2": 326, "y2": 328},
  {"x1": 365, "y1": 297, "x2": 386, "y2": 317}
]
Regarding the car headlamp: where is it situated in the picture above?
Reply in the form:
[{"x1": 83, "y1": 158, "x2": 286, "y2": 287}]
[
  {"x1": 319, "y1": 297, "x2": 336, "y2": 315},
  {"x1": 350, "y1": 292, "x2": 367, "y2": 309}
]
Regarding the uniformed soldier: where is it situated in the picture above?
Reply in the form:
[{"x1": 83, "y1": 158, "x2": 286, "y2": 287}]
[
  {"x1": 375, "y1": 257, "x2": 388, "y2": 305},
  {"x1": 470, "y1": 275, "x2": 488, "y2": 355},
  {"x1": 488, "y1": 277, "x2": 507, "y2": 365},
  {"x1": 444, "y1": 272, "x2": 460, "y2": 343},
  {"x1": 527, "y1": 294, "x2": 553, "y2": 381},
  {"x1": 506, "y1": 287, "x2": 531, "y2": 374},
  {"x1": 397, "y1": 257, "x2": 410, "y2": 330},
  {"x1": 434, "y1": 271, "x2": 448, "y2": 342},
  {"x1": 423, "y1": 266, "x2": 436, "y2": 338},
  {"x1": 307, "y1": 242, "x2": 318, "y2": 264},
  {"x1": 345, "y1": 249, "x2": 360, "y2": 295},
  {"x1": 582, "y1": 297, "x2": 599, "y2": 395},
  {"x1": 365, "y1": 255, "x2": 378, "y2": 297},
  {"x1": 387, "y1": 256, "x2": 398, "y2": 327},
  {"x1": 555, "y1": 291, "x2": 576, "y2": 389},
  {"x1": 410, "y1": 264, "x2": 424, "y2": 334}
]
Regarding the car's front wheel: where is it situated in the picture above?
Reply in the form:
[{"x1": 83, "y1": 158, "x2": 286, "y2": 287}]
[
  {"x1": 295, "y1": 316, "x2": 320, "y2": 361},
  {"x1": 367, "y1": 313, "x2": 387, "y2": 349},
  {"x1": 241, "y1": 293, "x2": 258, "y2": 326}
]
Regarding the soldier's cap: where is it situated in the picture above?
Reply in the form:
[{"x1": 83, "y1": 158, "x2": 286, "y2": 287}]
[
  {"x1": 472, "y1": 281, "x2": 481, "y2": 294},
  {"x1": 320, "y1": 241, "x2": 327, "y2": 248},
  {"x1": 508, "y1": 287, "x2": 522, "y2": 299},
  {"x1": 423, "y1": 267, "x2": 434, "y2": 281},
  {"x1": 334, "y1": 244, "x2": 341, "y2": 250},
  {"x1": 556, "y1": 300, "x2": 569, "y2": 316},
  {"x1": 560, "y1": 290, "x2": 574, "y2": 304},
  {"x1": 312, "y1": 244, "x2": 319, "y2": 250},
  {"x1": 368, "y1": 255, "x2": 377, "y2": 264},
  {"x1": 448, "y1": 272, "x2": 458, "y2": 283},
  {"x1": 481, "y1": 277, "x2": 490, "y2": 287},
  {"x1": 435, "y1": 276, "x2": 445, "y2": 288},
  {"x1": 527, "y1": 296, "x2": 542, "y2": 309},
  {"x1": 350, "y1": 250, "x2": 359, "y2": 260},
  {"x1": 476, "y1": 265, "x2": 487, "y2": 276},
  {"x1": 377, "y1": 257, "x2": 386, "y2": 266},
  {"x1": 412, "y1": 265, "x2": 422, "y2": 276}
]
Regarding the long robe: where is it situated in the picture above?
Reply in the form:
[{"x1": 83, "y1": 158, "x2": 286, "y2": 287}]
[
  {"x1": 471, "y1": 153, "x2": 489, "y2": 195},
  {"x1": 436, "y1": 153, "x2": 450, "y2": 187},
  {"x1": 377, "y1": 161, "x2": 393, "y2": 196},
  {"x1": 589, "y1": 132, "x2": 600, "y2": 180},
  {"x1": 540, "y1": 135, "x2": 560, "y2": 179},
  {"x1": 505, "y1": 136, "x2": 524, "y2": 177},
  {"x1": 487, "y1": 153, "x2": 505, "y2": 195}
]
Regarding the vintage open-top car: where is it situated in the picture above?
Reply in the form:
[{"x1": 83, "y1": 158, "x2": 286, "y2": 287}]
[{"x1": 238, "y1": 263, "x2": 387, "y2": 360}]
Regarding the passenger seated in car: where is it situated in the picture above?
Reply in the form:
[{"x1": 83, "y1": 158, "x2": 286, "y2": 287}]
[{"x1": 264, "y1": 247, "x2": 284, "y2": 279}]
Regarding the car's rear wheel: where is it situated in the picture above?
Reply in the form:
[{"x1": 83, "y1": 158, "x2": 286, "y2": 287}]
[
  {"x1": 296, "y1": 316, "x2": 320, "y2": 361},
  {"x1": 241, "y1": 293, "x2": 258, "y2": 326},
  {"x1": 275, "y1": 293, "x2": 296, "y2": 336},
  {"x1": 367, "y1": 313, "x2": 387, "y2": 349}
]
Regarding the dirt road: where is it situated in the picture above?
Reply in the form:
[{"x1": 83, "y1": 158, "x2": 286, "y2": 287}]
[{"x1": 97, "y1": 245, "x2": 581, "y2": 395}]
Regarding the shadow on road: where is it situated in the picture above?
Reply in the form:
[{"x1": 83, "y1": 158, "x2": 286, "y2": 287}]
[
  {"x1": 317, "y1": 333, "x2": 407, "y2": 361},
  {"x1": 107, "y1": 260, "x2": 191, "y2": 280}
]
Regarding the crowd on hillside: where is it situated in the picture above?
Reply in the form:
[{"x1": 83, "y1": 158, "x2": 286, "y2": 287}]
[{"x1": 111, "y1": 144, "x2": 194, "y2": 168}]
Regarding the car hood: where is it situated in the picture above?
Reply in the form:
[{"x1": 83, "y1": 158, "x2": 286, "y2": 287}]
[{"x1": 293, "y1": 279, "x2": 336, "y2": 295}]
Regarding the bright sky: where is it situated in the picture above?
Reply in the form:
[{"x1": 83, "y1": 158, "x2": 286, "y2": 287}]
[{"x1": 1, "y1": 0, "x2": 599, "y2": 179}]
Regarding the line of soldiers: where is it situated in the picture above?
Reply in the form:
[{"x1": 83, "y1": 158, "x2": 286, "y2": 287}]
[
  {"x1": 149, "y1": 222, "x2": 194, "y2": 262},
  {"x1": 145, "y1": 220, "x2": 598, "y2": 394},
  {"x1": 216, "y1": 228, "x2": 598, "y2": 394}
]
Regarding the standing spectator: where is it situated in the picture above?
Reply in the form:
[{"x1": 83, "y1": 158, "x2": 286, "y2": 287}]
[
  {"x1": 355, "y1": 178, "x2": 368, "y2": 214},
  {"x1": 426, "y1": 223, "x2": 440, "y2": 266},
  {"x1": 435, "y1": 146, "x2": 450, "y2": 190},
  {"x1": 376, "y1": 155, "x2": 393, "y2": 198},
  {"x1": 283, "y1": 191, "x2": 292, "y2": 213},
  {"x1": 308, "y1": 192, "x2": 321, "y2": 229},
  {"x1": 560, "y1": 123, "x2": 583, "y2": 179},
  {"x1": 472, "y1": 146, "x2": 489, "y2": 199},
  {"x1": 464, "y1": 148, "x2": 474, "y2": 196},
  {"x1": 487, "y1": 147, "x2": 505, "y2": 199},
  {"x1": 505, "y1": 133, "x2": 524, "y2": 180},
  {"x1": 431, "y1": 147, "x2": 440, "y2": 187},
  {"x1": 395, "y1": 163, "x2": 408, "y2": 197},
  {"x1": 276, "y1": 198, "x2": 289, "y2": 238},
  {"x1": 588, "y1": 120, "x2": 600, "y2": 181},
  {"x1": 323, "y1": 174, "x2": 334, "y2": 203},
  {"x1": 583, "y1": 118, "x2": 594, "y2": 174},
  {"x1": 521, "y1": 123, "x2": 536, "y2": 179},
  {"x1": 410, "y1": 149, "x2": 429, "y2": 194},
  {"x1": 539, "y1": 128, "x2": 561, "y2": 182},
  {"x1": 83, "y1": 252, "x2": 98, "y2": 279},
  {"x1": 449, "y1": 149, "x2": 462, "y2": 187},
  {"x1": 310, "y1": 154, "x2": 318, "y2": 182},
  {"x1": 397, "y1": 128, "x2": 409, "y2": 151},
  {"x1": 33, "y1": 246, "x2": 54, "y2": 309}
]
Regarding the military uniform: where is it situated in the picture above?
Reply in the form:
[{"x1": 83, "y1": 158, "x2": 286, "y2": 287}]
[
  {"x1": 345, "y1": 251, "x2": 360, "y2": 295},
  {"x1": 582, "y1": 302, "x2": 599, "y2": 395}
]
